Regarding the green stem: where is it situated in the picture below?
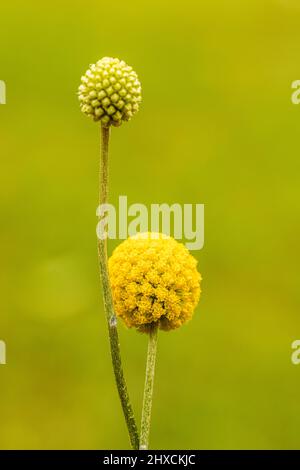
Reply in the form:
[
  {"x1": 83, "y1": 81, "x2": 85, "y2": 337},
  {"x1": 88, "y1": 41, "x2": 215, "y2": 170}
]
[
  {"x1": 97, "y1": 124, "x2": 139, "y2": 450},
  {"x1": 140, "y1": 325, "x2": 158, "y2": 450}
]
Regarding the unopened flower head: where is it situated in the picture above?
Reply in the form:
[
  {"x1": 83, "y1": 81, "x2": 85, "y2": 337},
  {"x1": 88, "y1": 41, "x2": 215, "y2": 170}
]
[
  {"x1": 78, "y1": 57, "x2": 142, "y2": 127},
  {"x1": 109, "y1": 233, "x2": 201, "y2": 333}
]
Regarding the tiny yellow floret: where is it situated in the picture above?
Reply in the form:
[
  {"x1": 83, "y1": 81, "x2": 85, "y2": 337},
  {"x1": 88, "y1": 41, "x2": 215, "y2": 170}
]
[{"x1": 108, "y1": 233, "x2": 202, "y2": 332}]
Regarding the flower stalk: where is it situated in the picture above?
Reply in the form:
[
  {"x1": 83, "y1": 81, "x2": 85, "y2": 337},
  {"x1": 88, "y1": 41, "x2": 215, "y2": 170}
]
[
  {"x1": 140, "y1": 325, "x2": 158, "y2": 450},
  {"x1": 97, "y1": 124, "x2": 139, "y2": 450}
]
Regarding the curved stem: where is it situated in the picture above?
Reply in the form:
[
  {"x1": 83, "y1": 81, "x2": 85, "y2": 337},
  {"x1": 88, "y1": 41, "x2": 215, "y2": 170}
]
[
  {"x1": 97, "y1": 124, "x2": 139, "y2": 450},
  {"x1": 140, "y1": 325, "x2": 158, "y2": 450}
]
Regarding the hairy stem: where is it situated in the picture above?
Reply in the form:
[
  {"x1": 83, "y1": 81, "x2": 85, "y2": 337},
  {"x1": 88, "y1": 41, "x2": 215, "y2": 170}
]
[
  {"x1": 97, "y1": 124, "x2": 139, "y2": 450},
  {"x1": 140, "y1": 325, "x2": 158, "y2": 450}
]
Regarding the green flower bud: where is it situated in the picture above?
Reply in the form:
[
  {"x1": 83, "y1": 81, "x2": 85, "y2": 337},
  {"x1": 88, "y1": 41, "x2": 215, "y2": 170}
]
[{"x1": 78, "y1": 57, "x2": 142, "y2": 127}]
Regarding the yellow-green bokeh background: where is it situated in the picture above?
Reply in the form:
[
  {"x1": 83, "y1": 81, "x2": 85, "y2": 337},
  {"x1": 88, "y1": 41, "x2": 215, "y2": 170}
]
[{"x1": 1, "y1": 0, "x2": 300, "y2": 450}]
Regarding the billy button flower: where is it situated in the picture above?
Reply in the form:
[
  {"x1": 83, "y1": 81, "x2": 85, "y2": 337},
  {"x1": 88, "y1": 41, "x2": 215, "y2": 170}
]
[
  {"x1": 109, "y1": 233, "x2": 201, "y2": 449},
  {"x1": 109, "y1": 233, "x2": 201, "y2": 333},
  {"x1": 78, "y1": 57, "x2": 142, "y2": 450},
  {"x1": 78, "y1": 57, "x2": 142, "y2": 127},
  {"x1": 79, "y1": 58, "x2": 203, "y2": 451}
]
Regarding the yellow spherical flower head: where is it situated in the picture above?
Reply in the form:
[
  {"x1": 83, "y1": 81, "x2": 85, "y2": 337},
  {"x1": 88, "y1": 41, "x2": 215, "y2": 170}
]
[
  {"x1": 78, "y1": 57, "x2": 142, "y2": 127},
  {"x1": 108, "y1": 233, "x2": 201, "y2": 333}
]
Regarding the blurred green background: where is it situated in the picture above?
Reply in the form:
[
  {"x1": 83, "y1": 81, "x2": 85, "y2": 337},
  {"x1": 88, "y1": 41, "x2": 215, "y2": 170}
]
[{"x1": 1, "y1": 0, "x2": 300, "y2": 450}]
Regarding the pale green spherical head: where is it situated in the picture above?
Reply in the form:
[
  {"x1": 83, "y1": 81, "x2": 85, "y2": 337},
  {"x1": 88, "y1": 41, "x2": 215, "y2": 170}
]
[{"x1": 78, "y1": 57, "x2": 142, "y2": 127}]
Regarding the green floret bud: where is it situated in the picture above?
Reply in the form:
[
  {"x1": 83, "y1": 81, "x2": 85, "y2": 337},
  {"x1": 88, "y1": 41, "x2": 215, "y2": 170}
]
[{"x1": 78, "y1": 57, "x2": 142, "y2": 127}]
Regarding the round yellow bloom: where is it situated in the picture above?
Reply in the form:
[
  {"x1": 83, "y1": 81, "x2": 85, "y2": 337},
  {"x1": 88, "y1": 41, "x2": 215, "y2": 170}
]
[{"x1": 108, "y1": 233, "x2": 201, "y2": 333}]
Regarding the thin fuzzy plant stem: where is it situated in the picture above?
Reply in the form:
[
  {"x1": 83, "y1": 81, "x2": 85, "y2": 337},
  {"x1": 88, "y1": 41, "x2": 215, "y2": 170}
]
[
  {"x1": 140, "y1": 325, "x2": 158, "y2": 450},
  {"x1": 97, "y1": 124, "x2": 139, "y2": 450}
]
